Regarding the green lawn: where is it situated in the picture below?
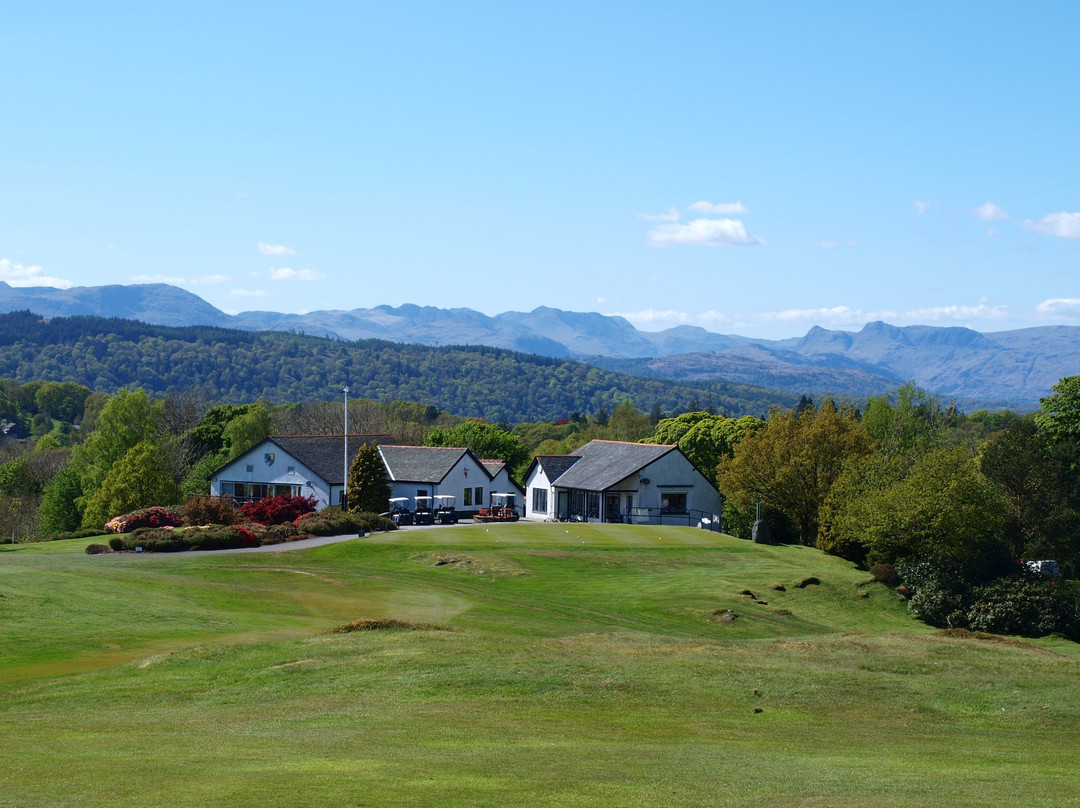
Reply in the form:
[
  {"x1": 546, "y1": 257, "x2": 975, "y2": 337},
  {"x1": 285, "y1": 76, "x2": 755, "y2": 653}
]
[{"x1": 2, "y1": 523, "x2": 1079, "y2": 807}]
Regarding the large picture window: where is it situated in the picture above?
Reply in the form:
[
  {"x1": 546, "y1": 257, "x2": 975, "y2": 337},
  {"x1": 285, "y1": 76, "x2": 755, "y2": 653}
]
[
  {"x1": 532, "y1": 488, "x2": 548, "y2": 513},
  {"x1": 220, "y1": 482, "x2": 298, "y2": 502}
]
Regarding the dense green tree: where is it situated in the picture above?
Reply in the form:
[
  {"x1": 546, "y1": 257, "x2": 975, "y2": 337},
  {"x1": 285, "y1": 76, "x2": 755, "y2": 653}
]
[
  {"x1": 188, "y1": 404, "x2": 256, "y2": 458},
  {"x1": 223, "y1": 404, "x2": 272, "y2": 460},
  {"x1": 71, "y1": 388, "x2": 164, "y2": 500},
  {"x1": 0, "y1": 458, "x2": 42, "y2": 498},
  {"x1": 347, "y1": 443, "x2": 392, "y2": 514},
  {"x1": 1035, "y1": 376, "x2": 1080, "y2": 442},
  {"x1": 856, "y1": 447, "x2": 1010, "y2": 573},
  {"x1": 717, "y1": 401, "x2": 869, "y2": 545},
  {"x1": 81, "y1": 441, "x2": 182, "y2": 529},
  {"x1": 979, "y1": 417, "x2": 1080, "y2": 572},
  {"x1": 862, "y1": 383, "x2": 955, "y2": 459},
  {"x1": 38, "y1": 465, "x2": 84, "y2": 535},
  {"x1": 606, "y1": 399, "x2": 652, "y2": 442},
  {"x1": 648, "y1": 412, "x2": 765, "y2": 478},
  {"x1": 425, "y1": 420, "x2": 530, "y2": 479},
  {"x1": 34, "y1": 381, "x2": 91, "y2": 423}
]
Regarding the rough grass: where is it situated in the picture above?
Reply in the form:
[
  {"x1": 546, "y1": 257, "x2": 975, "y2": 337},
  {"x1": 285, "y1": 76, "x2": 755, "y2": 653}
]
[{"x1": 2, "y1": 523, "x2": 1079, "y2": 807}]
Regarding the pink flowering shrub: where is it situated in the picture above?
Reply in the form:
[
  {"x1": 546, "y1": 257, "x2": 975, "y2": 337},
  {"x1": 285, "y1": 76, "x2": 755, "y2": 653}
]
[{"x1": 105, "y1": 506, "x2": 183, "y2": 534}]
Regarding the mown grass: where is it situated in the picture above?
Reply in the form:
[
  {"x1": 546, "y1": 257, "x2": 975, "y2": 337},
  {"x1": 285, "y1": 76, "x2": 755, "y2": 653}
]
[{"x1": 2, "y1": 523, "x2": 1079, "y2": 807}]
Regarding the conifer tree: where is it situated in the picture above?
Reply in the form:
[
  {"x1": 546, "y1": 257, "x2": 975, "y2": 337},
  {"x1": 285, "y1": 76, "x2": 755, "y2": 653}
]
[{"x1": 347, "y1": 443, "x2": 391, "y2": 514}]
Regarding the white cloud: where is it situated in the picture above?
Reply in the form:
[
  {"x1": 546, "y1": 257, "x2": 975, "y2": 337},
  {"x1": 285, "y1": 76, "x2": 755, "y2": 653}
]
[
  {"x1": 132, "y1": 273, "x2": 231, "y2": 285},
  {"x1": 132, "y1": 273, "x2": 188, "y2": 284},
  {"x1": 913, "y1": 200, "x2": 930, "y2": 215},
  {"x1": 229, "y1": 288, "x2": 270, "y2": 298},
  {"x1": 637, "y1": 207, "x2": 680, "y2": 222},
  {"x1": 904, "y1": 302, "x2": 1009, "y2": 321},
  {"x1": 973, "y1": 202, "x2": 1009, "y2": 221},
  {"x1": 1036, "y1": 298, "x2": 1080, "y2": 315},
  {"x1": 269, "y1": 267, "x2": 325, "y2": 281},
  {"x1": 1022, "y1": 212, "x2": 1080, "y2": 239},
  {"x1": 0, "y1": 259, "x2": 74, "y2": 289},
  {"x1": 615, "y1": 309, "x2": 693, "y2": 327},
  {"x1": 647, "y1": 218, "x2": 765, "y2": 247},
  {"x1": 764, "y1": 306, "x2": 862, "y2": 323},
  {"x1": 258, "y1": 242, "x2": 298, "y2": 256},
  {"x1": 687, "y1": 200, "x2": 748, "y2": 215}
]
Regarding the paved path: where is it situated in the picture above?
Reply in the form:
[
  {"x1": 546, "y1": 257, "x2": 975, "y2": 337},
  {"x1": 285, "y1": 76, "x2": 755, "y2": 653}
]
[{"x1": 211, "y1": 519, "x2": 481, "y2": 554}]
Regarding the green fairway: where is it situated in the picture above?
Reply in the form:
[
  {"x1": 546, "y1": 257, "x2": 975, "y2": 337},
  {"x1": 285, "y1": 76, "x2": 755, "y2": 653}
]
[{"x1": 2, "y1": 523, "x2": 1079, "y2": 807}]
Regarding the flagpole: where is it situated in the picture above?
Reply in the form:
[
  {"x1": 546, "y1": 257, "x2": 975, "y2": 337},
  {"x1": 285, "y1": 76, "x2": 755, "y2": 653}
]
[{"x1": 343, "y1": 385, "x2": 350, "y2": 509}]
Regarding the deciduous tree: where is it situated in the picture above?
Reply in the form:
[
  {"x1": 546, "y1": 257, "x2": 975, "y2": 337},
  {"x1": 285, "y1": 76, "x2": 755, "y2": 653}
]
[
  {"x1": 717, "y1": 401, "x2": 868, "y2": 545},
  {"x1": 81, "y1": 441, "x2": 182, "y2": 529}
]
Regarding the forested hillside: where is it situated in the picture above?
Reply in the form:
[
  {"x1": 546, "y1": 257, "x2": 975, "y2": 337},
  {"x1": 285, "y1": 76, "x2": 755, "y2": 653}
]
[{"x1": 0, "y1": 312, "x2": 796, "y2": 422}]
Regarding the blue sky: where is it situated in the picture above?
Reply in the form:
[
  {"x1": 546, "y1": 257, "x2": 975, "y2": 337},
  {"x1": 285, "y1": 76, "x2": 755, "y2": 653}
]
[{"x1": 3, "y1": 1, "x2": 1078, "y2": 339}]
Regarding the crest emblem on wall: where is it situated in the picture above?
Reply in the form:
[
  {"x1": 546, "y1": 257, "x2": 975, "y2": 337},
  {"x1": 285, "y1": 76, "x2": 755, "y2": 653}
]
[{"x1": 264, "y1": 452, "x2": 275, "y2": 465}]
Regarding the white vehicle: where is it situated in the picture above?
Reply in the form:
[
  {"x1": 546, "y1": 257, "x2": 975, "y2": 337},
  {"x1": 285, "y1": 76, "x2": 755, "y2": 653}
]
[{"x1": 434, "y1": 494, "x2": 458, "y2": 524}]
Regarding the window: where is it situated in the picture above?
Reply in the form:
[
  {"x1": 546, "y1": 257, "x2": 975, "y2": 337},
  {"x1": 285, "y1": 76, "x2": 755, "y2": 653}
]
[
  {"x1": 587, "y1": 493, "x2": 600, "y2": 519},
  {"x1": 464, "y1": 488, "x2": 472, "y2": 506},
  {"x1": 661, "y1": 492, "x2": 688, "y2": 513},
  {"x1": 532, "y1": 488, "x2": 548, "y2": 513},
  {"x1": 245, "y1": 464, "x2": 254, "y2": 472},
  {"x1": 475, "y1": 487, "x2": 483, "y2": 505}
]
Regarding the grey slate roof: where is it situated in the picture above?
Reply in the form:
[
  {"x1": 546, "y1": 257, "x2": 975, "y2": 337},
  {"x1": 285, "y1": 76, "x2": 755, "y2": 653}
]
[
  {"x1": 534, "y1": 454, "x2": 581, "y2": 482},
  {"x1": 549, "y1": 440, "x2": 676, "y2": 491},
  {"x1": 379, "y1": 445, "x2": 478, "y2": 483},
  {"x1": 268, "y1": 434, "x2": 393, "y2": 486},
  {"x1": 479, "y1": 458, "x2": 507, "y2": 477}
]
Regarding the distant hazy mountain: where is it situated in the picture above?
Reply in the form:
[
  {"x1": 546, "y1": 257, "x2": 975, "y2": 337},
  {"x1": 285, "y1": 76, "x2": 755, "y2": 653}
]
[
  {"x1": 0, "y1": 282, "x2": 232, "y2": 327},
  {"x1": 2, "y1": 282, "x2": 1077, "y2": 408}
]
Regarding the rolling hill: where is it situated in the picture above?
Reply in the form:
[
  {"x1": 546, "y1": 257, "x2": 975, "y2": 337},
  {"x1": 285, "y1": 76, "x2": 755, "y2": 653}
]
[{"x1": 2, "y1": 281, "x2": 1077, "y2": 408}]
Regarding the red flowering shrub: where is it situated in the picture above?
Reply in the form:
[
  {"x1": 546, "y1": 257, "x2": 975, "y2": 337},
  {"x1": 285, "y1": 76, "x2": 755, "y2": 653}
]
[
  {"x1": 105, "y1": 506, "x2": 183, "y2": 534},
  {"x1": 239, "y1": 494, "x2": 318, "y2": 525}
]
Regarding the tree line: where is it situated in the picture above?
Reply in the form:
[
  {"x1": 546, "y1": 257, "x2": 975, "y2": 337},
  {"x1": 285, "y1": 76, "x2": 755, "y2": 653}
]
[
  {"x1": 0, "y1": 311, "x2": 795, "y2": 423},
  {"x1": 5, "y1": 364, "x2": 1078, "y2": 640}
]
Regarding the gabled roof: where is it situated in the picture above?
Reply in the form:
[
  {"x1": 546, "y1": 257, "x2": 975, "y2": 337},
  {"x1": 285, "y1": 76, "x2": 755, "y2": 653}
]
[
  {"x1": 479, "y1": 458, "x2": 507, "y2": 477},
  {"x1": 549, "y1": 440, "x2": 676, "y2": 491},
  {"x1": 534, "y1": 454, "x2": 581, "y2": 481},
  {"x1": 266, "y1": 434, "x2": 393, "y2": 485},
  {"x1": 379, "y1": 445, "x2": 484, "y2": 484}
]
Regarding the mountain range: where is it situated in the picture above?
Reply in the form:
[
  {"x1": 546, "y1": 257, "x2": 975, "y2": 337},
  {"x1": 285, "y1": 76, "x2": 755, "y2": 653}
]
[{"x1": 2, "y1": 281, "x2": 1076, "y2": 410}]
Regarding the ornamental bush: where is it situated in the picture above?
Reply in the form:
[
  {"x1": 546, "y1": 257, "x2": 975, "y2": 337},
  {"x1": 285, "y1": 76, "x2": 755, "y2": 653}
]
[
  {"x1": 105, "y1": 506, "x2": 183, "y2": 534},
  {"x1": 966, "y1": 574, "x2": 1069, "y2": 637},
  {"x1": 239, "y1": 493, "x2": 318, "y2": 525},
  {"x1": 293, "y1": 507, "x2": 395, "y2": 536},
  {"x1": 241, "y1": 521, "x2": 299, "y2": 545},
  {"x1": 180, "y1": 495, "x2": 238, "y2": 527},
  {"x1": 114, "y1": 524, "x2": 260, "y2": 552}
]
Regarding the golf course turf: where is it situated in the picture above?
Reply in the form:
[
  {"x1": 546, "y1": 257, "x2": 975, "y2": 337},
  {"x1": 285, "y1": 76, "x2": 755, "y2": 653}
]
[{"x1": 2, "y1": 522, "x2": 1078, "y2": 807}]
